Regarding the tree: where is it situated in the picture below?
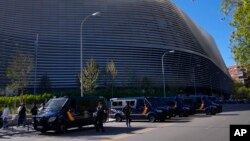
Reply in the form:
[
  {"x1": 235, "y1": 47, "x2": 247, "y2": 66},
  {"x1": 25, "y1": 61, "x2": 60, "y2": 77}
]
[
  {"x1": 6, "y1": 51, "x2": 33, "y2": 95},
  {"x1": 221, "y1": 0, "x2": 250, "y2": 71},
  {"x1": 80, "y1": 58, "x2": 99, "y2": 93},
  {"x1": 39, "y1": 73, "x2": 51, "y2": 94},
  {"x1": 233, "y1": 80, "x2": 250, "y2": 98},
  {"x1": 106, "y1": 60, "x2": 117, "y2": 98}
]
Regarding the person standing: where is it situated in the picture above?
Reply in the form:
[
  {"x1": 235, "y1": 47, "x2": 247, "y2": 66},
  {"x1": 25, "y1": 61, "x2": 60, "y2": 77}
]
[
  {"x1": 2, "y1": 105, "x2": 10, "y2": 129},
  {"x1": 123, "y1": 102, "x2": 133, "y2": 127},
  {"x1": 95, "y1": 102, "x2": 105, "y2": 132}
]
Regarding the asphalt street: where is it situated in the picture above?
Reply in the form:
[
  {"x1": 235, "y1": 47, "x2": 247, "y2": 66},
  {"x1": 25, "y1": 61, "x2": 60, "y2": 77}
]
[{"x1": 1, "y1": 104, "x2": 249, "y2": 141}]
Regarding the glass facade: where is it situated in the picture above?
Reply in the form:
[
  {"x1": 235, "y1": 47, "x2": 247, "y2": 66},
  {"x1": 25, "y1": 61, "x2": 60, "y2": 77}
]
[{"x1": 0, "y1": 0, "x2": 232, "y2": 94}]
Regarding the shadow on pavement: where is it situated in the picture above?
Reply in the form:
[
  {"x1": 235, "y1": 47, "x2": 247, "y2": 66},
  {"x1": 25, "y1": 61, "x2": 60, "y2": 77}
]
[
  {"x1": 39, "y1": 126, "x2": 145, "y2": 137},
  {"x1": 188, "y1": 114, "x2": 212, "y2": 118}
]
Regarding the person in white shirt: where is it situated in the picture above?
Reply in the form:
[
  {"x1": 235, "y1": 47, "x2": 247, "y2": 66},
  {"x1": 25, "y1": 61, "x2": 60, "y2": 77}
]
[{"x1": 2, "y1": 105, "x2": 10, "y2": 129}]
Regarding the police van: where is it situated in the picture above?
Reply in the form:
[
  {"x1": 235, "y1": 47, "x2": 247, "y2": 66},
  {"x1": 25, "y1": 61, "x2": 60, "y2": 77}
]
[
  {"x1": 109, "y1": 97, "x2": 172, "y2": 122},
  {"x1": 34, "y1": 96, "x2": 107, "y2": 133}
]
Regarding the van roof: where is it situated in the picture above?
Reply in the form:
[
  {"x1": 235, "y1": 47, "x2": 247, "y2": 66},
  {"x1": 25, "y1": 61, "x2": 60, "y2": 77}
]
[
  {"x1": 110, "y1": 97, "x2": 145, "y2": 101},
  {"x1": 53, "y1": 96, "x2": 105, "y2": 100}
]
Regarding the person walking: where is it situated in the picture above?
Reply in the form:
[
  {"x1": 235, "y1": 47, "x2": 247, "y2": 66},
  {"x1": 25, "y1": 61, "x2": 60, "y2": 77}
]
[
  {"x1": 31, "y1": 103, "x2": 38, "y2": 126},
  {"x1": 18, "y1": 104, "x2": 27, "y2": 127},
  {"x1": 95, "y1": 102, "x2": 105, "y2": 132},
  {"x1": 2, "y1": 105, "x2": 10, "y2": 129},
  {"x1": 123, "y1": 102, "x2": 133, "y2": 127}
]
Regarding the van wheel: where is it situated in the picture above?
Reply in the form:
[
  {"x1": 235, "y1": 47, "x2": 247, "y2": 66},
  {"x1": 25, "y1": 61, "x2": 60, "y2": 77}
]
[
  {"x1": 206, "y1": 110, "x2": 211, "y2": 115},
  {"x1": 166, "y1": 115, "x2": 171, "y2": 119},
  {"x1": 148, "y1": 114, "x2": 156, "y2": 122},
  {"x1": 179, "y1": 112, "x2": 184, "y2": 117},
  {"x1": 40, "y1": 130, "x2": 46, "y2": 133},
  {"x1": 58, "y1": 124, "x2": 67, "y2": 133},
  {"x1": 115, "y1": 115, "x2": 122, "y2": 122},
  {"x1": 211, "y1": 109, "x2": 216, "y2": 115}
]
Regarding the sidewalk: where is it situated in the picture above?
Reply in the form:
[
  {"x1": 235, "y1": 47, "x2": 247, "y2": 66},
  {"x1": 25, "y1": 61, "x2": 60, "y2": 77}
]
[
  {"x1": 0, "y1": 126, "x2": 35, "y2": 138},
  {"x1": 0, "y1": 118, "x2": 115, "y2": 137}
]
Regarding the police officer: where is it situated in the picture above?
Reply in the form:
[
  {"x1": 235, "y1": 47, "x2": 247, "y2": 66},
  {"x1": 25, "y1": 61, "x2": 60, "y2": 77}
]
[
  {"x1": 95, "y1": 102, "x2": 105, "y2": 132},
  {"x1": 123, "y1": 102, "x2": 133, "y2": 127}
]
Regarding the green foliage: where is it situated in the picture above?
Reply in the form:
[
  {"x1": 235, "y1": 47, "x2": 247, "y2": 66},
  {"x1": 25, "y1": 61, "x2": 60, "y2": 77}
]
[
  {"x1": 221, "y1": 0, "x2": 241, "y2": 15},
  {"x1": 0, "y1": 93, "x2": 53, "y2": 113},
  {"x1": 80, "y1": 58, "x2": 99, "y2": 93},
  {"x1": 6, "y1": 51, "x2": 34, "y2": 94},
  {"x1": 105, "y1": 60, "x2": 117, "y2": 98},
  {"x1": 233, "y1": 80, "x2": 250, "y2": 98},
  {"x1": 235, "y1": 86, "x2": 250, "y2": 98},
  {"x1": 221, "y1": 0, "x2": 250, "y2": 71}
]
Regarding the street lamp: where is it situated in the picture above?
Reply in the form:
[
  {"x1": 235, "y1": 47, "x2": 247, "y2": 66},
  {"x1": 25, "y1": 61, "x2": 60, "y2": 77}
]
[
  {"x1": 34, "y1": 34, "x2": 39, "y2": 95},
  {"x1": 162, "y1": 50, "x2": 175, "y2": 97},
  {"x1": 80, "y1": 12, "x2": 101, "y2": 97}
]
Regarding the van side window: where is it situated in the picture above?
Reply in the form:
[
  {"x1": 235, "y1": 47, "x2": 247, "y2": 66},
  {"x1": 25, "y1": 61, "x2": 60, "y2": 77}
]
[
  {"x1": 112, "y1": 102, "x2": 118, "y2": 106},
  {"x1": 112, "y1": 101, "x2": 122, "y2": 107},
  {"x1": 129, "y1": 101, "x2": 135, "y2": 106},
  {"x1": 76, "y1": 100, "x2": 87, "y2": 112},
  {"x1": 196, "y1": 98, "x2": 202, "y2": 103},
  {"x1": 137, "y1": 99, "x2": 144, "y2": 108},
  {"x1": 69, "y1": 100, "x2": 76, "y2": 111}
]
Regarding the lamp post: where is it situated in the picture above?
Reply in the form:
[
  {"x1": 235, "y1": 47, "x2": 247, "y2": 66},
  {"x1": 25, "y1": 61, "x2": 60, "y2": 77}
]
[
  {"x1": 162, "y1": 50, "x2": 175, "y2": 97},
  {"x1": 80, "y1": 12, "x2": 100, "y2": 97},
  {"x1": 34, "y1": 34, "x2": 39, "y2": 95}
]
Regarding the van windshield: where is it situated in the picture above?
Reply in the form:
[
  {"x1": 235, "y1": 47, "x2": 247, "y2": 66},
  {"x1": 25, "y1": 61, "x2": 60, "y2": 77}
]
[{"x1": 44, "y1": 98, "x2": 67, "y2": 112}]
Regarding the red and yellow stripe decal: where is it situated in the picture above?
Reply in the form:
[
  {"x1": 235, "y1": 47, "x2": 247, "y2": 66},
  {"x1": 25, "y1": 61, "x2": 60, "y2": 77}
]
[
  {"x1": 67, "y1": 111, "x2": 75, "y2": 121},
  {"x1": 142, "y1": 106, "x2": 148, "y2": 115},
  {"x1": 199, "y1": 103, "x2": 205, "y2": 110}
]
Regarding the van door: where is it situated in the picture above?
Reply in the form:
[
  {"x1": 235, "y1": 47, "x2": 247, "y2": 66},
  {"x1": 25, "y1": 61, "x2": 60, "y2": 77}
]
[
  {"x1": 133, "y1": 99, "x2": 147, "y2": 119},
  {"x1": 68, "y1": 99, "x2": 84, "y2": 127}
]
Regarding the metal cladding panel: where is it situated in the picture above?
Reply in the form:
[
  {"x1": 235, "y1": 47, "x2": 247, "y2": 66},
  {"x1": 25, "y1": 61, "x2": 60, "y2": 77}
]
[{"x1": 0, "y1": 0, "x2": 232, "y2": 94}]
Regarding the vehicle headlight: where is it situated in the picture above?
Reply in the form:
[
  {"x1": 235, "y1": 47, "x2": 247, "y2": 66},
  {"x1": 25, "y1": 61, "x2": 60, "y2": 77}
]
[
  {"x1": 156, "y1": 109, "x2": 163, "y2": 113},
  {"x1": 48, "y1": 116, "x2": 57, "y2": 122}
]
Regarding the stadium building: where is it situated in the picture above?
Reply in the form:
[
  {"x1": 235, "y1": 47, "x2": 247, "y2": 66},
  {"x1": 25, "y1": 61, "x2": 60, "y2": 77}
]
[{"x1": 0, "y1": 0, "x2": 232, "y2": 95}]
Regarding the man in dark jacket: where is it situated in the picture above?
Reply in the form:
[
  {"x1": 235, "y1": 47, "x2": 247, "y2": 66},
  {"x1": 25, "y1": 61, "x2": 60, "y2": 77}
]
[
  {"x1": 123, "y1": 102, "x2": 133, "y2": 127},
  {"x1": 95, "y1": 102, "x2": 105, "y2": 132},
  {"x1": 30, "y1": 103, "x2": 38, "y2": 126},
  {"x1": 18, "y1": 104, "x2": 27, "y2": 127}
]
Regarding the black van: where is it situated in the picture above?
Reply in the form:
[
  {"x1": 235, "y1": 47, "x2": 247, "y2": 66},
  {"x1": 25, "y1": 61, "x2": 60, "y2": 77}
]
[
  {"x1": 109, "y1": 97, "x2": 172, "y2": 122},
  {"x1": 34, "y1": 96, "x2": 107, "y2": 133},
  {"x1": 182, "y1": 96, "x2": 217, "y2": 115},
  {"x1": 163, "y1": 97, "x2": 190, "y2": 117}
]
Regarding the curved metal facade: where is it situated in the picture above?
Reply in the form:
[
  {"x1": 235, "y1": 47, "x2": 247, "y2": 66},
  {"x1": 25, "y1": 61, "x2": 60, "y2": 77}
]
[{"x1": 0, "y1": 0, "x2": 232, "y2": 94}]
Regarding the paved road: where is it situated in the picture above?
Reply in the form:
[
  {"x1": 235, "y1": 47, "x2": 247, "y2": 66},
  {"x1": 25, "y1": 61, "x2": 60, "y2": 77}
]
[{"x1": 1, "y1": 104, "x2": 250, "y2": 141}]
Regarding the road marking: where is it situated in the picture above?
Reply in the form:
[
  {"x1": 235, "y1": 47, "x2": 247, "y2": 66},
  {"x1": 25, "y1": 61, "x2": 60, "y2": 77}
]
[{"x1": 102, "y1": 123, "x2": 173, "y2": 141}]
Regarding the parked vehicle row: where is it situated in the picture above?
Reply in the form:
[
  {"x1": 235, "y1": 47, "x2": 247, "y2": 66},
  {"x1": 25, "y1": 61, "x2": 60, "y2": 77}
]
[
  {"x1": 109, "y1": 95, "x2": 224, "y2": 123},
  {"x1": 0, "y1": 95, "x2": 225, "y2": 133}
]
